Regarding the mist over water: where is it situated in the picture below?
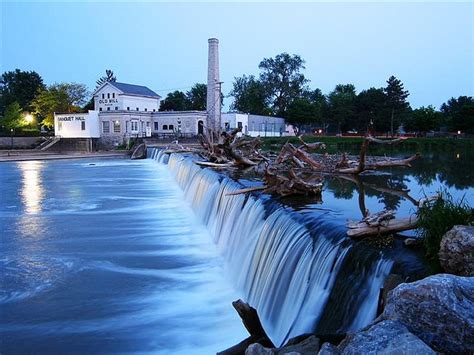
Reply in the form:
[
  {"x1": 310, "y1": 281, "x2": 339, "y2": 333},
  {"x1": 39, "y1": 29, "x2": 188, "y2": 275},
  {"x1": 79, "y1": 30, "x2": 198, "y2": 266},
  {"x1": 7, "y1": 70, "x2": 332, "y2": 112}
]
[{"x1": 0, "y1": 159, "x2": 246, "y2": 354}]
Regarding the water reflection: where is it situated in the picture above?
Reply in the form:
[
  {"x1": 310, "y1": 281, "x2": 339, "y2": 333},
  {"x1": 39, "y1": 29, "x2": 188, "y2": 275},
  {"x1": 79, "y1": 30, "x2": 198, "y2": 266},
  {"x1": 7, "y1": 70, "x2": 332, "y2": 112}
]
[{"x1": 18, "y1": 161, "x2": 44, "y2": 214}]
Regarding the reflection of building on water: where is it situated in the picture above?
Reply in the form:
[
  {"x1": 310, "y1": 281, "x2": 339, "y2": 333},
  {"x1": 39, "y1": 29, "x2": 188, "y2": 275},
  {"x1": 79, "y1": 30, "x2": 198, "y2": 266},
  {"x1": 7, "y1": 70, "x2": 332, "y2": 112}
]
[{"x1": 19, "y1": 161, "x2": 44, "y2": 214}]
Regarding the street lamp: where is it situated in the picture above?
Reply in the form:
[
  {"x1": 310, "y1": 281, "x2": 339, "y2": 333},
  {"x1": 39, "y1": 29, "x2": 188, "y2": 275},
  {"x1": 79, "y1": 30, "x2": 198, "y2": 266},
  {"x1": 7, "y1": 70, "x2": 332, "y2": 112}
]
[
  {"x1": 24, "y1": 114, "x2": 34, "y2": 124},
  {"x1": 10, "y1": 128, "x2": 14, "y2": 150}
]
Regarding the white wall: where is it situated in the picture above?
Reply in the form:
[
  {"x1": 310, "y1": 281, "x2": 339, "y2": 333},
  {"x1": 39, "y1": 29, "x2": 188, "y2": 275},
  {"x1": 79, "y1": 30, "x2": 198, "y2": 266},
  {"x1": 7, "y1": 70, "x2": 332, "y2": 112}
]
[
  {"x1": 54, "y1": 111, "x2": 100, "y2": 138},
  {"x1": 153, "y1": 112, "x2": 207, "y2": 134},
  {"x1": 94, "y1": 83, "x2": 160, "y2": 113}
]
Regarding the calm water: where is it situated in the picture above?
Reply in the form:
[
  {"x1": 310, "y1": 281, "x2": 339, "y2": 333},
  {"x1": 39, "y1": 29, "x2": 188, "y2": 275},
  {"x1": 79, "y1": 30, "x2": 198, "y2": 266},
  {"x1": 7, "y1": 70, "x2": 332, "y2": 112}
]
[{"x1": 0, "y1": 159, "x2": 246, "y2": 354}]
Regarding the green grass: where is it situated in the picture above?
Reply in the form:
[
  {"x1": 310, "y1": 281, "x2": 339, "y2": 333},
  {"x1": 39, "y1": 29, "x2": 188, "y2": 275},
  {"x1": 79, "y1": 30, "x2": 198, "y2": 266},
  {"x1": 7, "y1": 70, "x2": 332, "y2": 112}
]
[
  {"x1": 416, "y1": 192, "x2": 473, "y2": 272},
  {"x1": 259, "y1": 136, "x2": 474, "y2": 154}
]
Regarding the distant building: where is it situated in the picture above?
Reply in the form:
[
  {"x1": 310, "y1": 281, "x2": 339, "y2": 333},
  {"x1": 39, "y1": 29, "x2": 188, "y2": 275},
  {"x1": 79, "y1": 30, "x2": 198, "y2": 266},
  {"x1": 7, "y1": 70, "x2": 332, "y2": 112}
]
[{"x1": 54, "y1": 82, "x2": 292, "y2": 147}]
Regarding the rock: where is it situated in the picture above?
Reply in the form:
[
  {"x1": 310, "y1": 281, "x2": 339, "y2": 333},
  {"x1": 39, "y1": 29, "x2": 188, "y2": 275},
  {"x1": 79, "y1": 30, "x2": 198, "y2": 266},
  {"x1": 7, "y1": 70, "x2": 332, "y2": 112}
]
[
  {"x1": 337, "y1": 320, "x2": 434, "y2": 355},
  {"x1": 403, "y1": 237, "x2": 422, "y2": 247},
  {"x1": 245, "y1": 335, "x2": 320, "y2": 355},
  {"x1": 318, "y1": 342, "x2": 339, "y2": 355},
  {"x1": 439, "y1": 225, "x2": 474, "y2": 276},
  {"x1": 131, "y1": 143, "x2": 147, "y2": 160},
  {"x1": 381, "y1": 274, "x2": 474, "y2": 354}
]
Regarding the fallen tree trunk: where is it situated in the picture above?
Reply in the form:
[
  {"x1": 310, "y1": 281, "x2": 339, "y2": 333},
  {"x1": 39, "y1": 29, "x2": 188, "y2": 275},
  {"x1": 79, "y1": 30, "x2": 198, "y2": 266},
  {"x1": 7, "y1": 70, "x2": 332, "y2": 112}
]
[
  {"x1": 218, "y1": 299, "x2": 275, "y2": 355},
  {"x1": 347, "y1": 216, "x2": 418, "y2": 238}
]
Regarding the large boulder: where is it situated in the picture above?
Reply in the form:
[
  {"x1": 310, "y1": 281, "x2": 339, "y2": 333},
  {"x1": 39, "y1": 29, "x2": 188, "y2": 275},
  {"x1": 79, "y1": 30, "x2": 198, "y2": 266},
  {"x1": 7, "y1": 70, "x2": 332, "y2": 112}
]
[
  {"x1": 131, "y1": 143, "x2": 147, "y2": 160},
  {"x1": 335, "y1": 320, "x2": 434, "y2": 355},
  {"x1": 439, "y1": 225, "x2": 474, "y2": 276},
  {"x1": 381, "y1": 274, "x2": 474, "y2": 354}
]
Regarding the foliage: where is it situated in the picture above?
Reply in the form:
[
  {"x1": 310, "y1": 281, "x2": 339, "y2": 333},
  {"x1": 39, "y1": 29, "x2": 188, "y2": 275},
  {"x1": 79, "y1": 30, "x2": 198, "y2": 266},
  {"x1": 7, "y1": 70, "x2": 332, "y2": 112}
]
[
  {"x1": 96, "y1": 69, "x2": 116, "y2": 88},
  {"x1": 327, "y1": 84, "x2": 357, "y2": 133},
  {"x1": 186, "y1": 83, "x2": 207, "y2": 110},
  {"x1": 440, "y1": 96, "x2": 474, "y2": 134},
  {"x1": 384, "y1": 76, "x2": 410, "y2": 135},
  {"x1": 0, "y1": 69, "x2": 45, "y2": 114},
  {"x1": 1, "y1": 102, "x2": 24, "y2": 130},
  {"x1": 32, "y1": 83, "x2": 89, "y2": 127},
  {"x1": 159, "y1": 90, "x2": 188, "y2": 111},
  {"x1": 229, "y1": 75, "x2": 270, "y2": 115},
  {"x1": 404, "y1": 105, "x2": 442, "y2": 134},
  {"x1": 355, "y1": 87, "x2": 388, "y2": 133},
  {"x1": 259, "y1": 53, "x2": 309, "y2": 117},
  {"x1": 417, "y1": 192, "x2": 473, "y2": 270}
]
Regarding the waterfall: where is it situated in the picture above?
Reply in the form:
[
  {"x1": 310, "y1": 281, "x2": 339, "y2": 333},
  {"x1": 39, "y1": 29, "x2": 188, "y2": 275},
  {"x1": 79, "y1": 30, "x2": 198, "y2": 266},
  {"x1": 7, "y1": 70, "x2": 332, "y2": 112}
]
[{"x1": 150, "y1": 149, "x2": 393, "y2": 345}]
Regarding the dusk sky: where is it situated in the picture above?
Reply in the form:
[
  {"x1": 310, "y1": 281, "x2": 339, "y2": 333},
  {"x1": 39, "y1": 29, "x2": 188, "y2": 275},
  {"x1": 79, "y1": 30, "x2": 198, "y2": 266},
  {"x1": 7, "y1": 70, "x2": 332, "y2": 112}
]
[{"x1": 2, "y1": 1, "x2": 473, "y2": 110}]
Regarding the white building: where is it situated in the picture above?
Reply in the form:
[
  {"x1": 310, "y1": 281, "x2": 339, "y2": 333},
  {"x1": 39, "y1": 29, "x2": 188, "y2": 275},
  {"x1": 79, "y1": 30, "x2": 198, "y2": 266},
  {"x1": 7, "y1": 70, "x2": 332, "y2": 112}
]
[{"x1": 54, "y1": 81, "x2": 291, "y2": 147}]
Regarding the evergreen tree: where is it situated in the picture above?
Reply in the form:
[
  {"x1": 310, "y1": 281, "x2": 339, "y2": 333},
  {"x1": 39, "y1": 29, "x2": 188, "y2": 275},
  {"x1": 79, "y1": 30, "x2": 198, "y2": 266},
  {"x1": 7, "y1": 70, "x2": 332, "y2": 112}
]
[
  {"x1": 384, "y1": 75, "x2": 410, "y2": 136},
  {"x1": 96, "y1": 70, "x2": 116, "y2": 88}
]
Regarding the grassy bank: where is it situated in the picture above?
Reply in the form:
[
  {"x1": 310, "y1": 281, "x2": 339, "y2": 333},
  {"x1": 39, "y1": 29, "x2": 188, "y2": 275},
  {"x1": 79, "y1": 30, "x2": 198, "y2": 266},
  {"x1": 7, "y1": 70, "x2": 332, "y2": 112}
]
[{"x1": 260, "y1": 136, "x2": 474, "y2": 154}]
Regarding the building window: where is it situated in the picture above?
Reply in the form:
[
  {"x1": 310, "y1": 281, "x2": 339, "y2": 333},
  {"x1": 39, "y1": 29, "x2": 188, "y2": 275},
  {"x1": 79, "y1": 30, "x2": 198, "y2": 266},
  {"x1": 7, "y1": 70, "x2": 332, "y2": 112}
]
[
  {"x1": 237, "y1": 121, "x2": 243, "y2": 129},
  {"x1": 99, "y1": 107, "x2": 103, "y2": 111},
  {"x1": 58, "y1": 122, "x2": 62, "y2": 131},
  {"x1": 107, "y1": 93, "x2": 110, "y2": 99},
  {"x1": 102, "y1": 121, "x2": 110, "y2": 133},
  {"x1": 112, "y1": 93, "x2": 115, "y2": 98},
  {"x1": 154, "y1": 122, "x2": 158, "y2": 130},
  {"x1": 127, "y1": 107, "x2": 130, "y2": 111},
  {"x1": 145, "y1": 108, "x2": 147, "y2": 112},
  {"x1": 102, "y1": 93, "x2": 105, "y2": 99},
  {"x1": 153, "y1": 109, "x2": 156, "y2": 112},
  {"x1": 81, "y1": 121, "x2": 86, "y2": 131},
  {"x1": 163, "y1": 125, "x2": 168, "y2": 130},
  {"x1": 131, "y1": 121, "x2": 138, "y2": 132},
  {"x1": 113, "y1": 120, "x2": 121, "y2": 133},
  {"x1": 115, "y1": 107, "x2": 118, "y2": 110},
  {"x1": 169, "y1": 124, "x2": 174, "y2": 131},
  {"x1": 107, "y1": 107, "x2": 110, "y2": 111},
  {"x1": 136, "y1": 107, "x2": 139, "y2": 111}
]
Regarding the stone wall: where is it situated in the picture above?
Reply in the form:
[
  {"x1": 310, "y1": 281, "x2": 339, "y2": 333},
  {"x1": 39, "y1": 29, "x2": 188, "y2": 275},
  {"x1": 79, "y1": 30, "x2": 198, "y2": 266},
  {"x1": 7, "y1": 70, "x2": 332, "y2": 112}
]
[{"x1": 0, "y1": 137, "x2": 42, "y2": 149}]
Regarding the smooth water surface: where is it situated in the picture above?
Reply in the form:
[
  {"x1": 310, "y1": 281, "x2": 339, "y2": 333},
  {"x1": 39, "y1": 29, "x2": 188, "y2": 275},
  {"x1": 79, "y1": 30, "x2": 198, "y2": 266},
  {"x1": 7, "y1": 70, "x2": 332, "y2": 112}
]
[{"x1": 0, "y1": 159, "x2": 246, "y2": 354}]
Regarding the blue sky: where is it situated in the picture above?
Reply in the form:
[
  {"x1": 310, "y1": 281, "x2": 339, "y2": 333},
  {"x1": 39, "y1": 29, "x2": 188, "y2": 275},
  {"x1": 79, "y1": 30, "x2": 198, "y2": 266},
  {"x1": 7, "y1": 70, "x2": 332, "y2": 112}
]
[{"x1": 2, "y1": 1, "x2": 473, "y2": 110}]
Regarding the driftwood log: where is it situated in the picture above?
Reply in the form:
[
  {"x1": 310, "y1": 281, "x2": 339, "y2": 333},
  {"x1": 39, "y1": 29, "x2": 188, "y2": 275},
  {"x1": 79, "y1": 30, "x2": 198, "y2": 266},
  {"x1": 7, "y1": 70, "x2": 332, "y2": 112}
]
[{"x1": 218, "y1": 299, "x2": 275, "y2": 355}]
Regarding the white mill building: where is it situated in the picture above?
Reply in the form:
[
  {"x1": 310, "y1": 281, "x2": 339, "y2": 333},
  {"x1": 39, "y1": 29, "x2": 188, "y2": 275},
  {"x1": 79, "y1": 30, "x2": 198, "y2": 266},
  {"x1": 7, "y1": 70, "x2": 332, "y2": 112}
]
[{"x1": 54, "y1": 39, "x2": 290, "y2": 148}]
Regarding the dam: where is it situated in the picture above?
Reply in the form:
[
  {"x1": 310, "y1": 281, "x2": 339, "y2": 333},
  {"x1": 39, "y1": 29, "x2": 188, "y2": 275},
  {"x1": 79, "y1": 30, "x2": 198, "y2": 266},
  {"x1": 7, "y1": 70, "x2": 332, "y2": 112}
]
[{"x1": 0, "y1": 150, "x2": 437, "y2": 353}]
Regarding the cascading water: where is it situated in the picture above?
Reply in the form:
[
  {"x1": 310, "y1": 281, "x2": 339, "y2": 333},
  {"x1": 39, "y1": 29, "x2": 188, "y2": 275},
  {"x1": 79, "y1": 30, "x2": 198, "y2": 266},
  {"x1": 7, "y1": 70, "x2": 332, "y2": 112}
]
[{"x1": 150, "y1": 149, "x2": 393, "y2": 345}]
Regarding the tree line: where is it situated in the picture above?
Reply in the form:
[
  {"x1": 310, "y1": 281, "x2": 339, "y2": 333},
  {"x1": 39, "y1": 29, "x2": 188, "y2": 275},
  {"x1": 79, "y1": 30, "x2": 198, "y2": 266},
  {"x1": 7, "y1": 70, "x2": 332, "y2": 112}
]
[
  {"x1": 1, "y1": 59, "x2": 473, "y2": 135},
  {"x1": 228, "y1": 53, "x2": 473, "y2": 135}
]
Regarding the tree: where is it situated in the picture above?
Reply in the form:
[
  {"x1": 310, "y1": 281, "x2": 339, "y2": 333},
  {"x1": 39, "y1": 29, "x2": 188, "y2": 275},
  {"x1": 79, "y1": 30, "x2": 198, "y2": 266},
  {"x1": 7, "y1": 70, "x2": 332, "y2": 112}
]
[
  {"x1": 384, "y1": 76, "x2": 410, "y2": 136},
  {"x1": 327, "y1": 84, "x2": 357, "y2": 133},
  {"x1": 440, "y1": 96, "x2": 474, "y2": 134},
  {"x1": 96, "y1": 69, "x2": 116, "y2": 88},
  {"x1": 1, "y1": 102, "x2": 24, "y2": 130},
  {"x1": 259, "y1": 53, "x2": 309, "y2": 117},
  {"x1": 32, "y1": 83, "x2": 89, "y2": 127},
  {"x1": 286, "y1": 89, "x2": 327, "y2": 128},
  {"x1": 159, "y1": 90, "x2": 188, "y2": 111},
  {"x1": 404, "y1": 106, "x2": 442, "y2": 134},
  {"x1": 355, "y1": 87, "x2": 388, "y2": 133},
  {"x1": 229, "y1": 75, "x2": 270, "y2": 115},
  {"x1": 186, "y1": 83, "x2": 207, "y2": 110},
  {"x1": 0, "y1": 69, "x2": 44, "y2": 114}
]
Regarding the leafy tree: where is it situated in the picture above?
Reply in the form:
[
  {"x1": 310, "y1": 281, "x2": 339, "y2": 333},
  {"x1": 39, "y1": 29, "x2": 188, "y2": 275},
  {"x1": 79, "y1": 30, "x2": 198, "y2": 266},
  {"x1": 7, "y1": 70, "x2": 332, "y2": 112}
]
[
  {"x1": 259, "y1": 53, "x2": 309, "y2": 117},
  {"x1": 229, "y1": 75, "x2": 270, "y2": 115},
  {"x1": 440, "y1": 96, "x2": 474, "y2": 133},
  {"x1": 384, "y1": 75, "x2": 410, "y2": 136},
  {"x1": 186, "y1": 83, "x2": 207, "y2": 110},
  {"x1": 159, "y1": 90, "x2": 188, "y2": 111},
  {"x1": 0, "y1": 69, "x2": 44, "y2": 114},
  {"x1": 355, "y1": 87, "x2": 388, "y2": 133},
  {"x1": 404, "y1": 106, "x2": 442, "y2": 134},
  {"x1": 96, "y1": 69, "x2": 116, "y2": 88},
  {"x1": 32, "y1": 83, "x2": 89, "y2": 127},
  {"x1": 327, "y1": 84, "x2": 357, "y2": 133},
  {"x1": 1, "y1": 102, "x2": 24, "y2": 130},
  {"x1": 287, "y1": 98, "x2": 317, "y2": 126}
]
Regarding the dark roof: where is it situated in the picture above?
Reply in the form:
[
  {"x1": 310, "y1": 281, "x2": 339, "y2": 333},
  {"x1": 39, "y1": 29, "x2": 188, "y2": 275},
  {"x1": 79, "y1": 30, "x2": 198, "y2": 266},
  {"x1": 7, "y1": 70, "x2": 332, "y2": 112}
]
[{"x1": 110, "y1": 82, "x2": 160, "y2": 98}]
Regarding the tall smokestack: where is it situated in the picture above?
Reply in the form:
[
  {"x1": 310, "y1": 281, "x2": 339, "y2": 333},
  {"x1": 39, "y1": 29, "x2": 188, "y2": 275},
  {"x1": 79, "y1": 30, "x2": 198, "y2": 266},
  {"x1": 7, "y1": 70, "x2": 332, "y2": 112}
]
[{"x1": 206, "y1": 38, "x2": 220, "y2": 133}]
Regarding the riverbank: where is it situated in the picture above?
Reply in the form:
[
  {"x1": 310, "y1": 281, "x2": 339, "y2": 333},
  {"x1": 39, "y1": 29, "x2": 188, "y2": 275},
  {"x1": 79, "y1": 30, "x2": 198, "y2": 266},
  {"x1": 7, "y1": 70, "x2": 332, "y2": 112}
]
[{"x1": 0, "y1": 150, "x2": 128, "y2": 162}]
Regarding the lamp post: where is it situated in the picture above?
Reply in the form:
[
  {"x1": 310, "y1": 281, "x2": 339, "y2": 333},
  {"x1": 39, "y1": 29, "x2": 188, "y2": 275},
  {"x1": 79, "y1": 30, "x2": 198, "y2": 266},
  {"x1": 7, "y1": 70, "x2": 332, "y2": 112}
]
[{"x1": 10, "y1": 128, "x2": 14, "y2": 150}]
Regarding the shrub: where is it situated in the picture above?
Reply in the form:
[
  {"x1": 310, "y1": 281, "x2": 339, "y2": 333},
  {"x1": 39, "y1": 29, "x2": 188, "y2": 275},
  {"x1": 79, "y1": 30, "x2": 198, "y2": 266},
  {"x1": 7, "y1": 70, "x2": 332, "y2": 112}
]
[{"x1": 417, "y1": 191, "x2": 473, "y2": 271}]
